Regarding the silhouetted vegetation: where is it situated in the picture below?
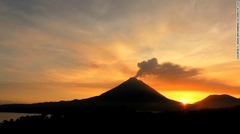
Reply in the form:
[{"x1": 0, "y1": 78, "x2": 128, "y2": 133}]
[{"x1": 1, "y1": 106, "x2": 240, "y2": 133}]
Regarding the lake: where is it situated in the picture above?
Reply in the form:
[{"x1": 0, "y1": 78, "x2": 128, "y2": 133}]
[{"x1": 0, "y1": 112, "x2": 40, "y2": 123}]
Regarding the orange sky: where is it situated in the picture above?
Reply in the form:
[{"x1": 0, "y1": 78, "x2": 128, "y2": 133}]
[{"x1": 0, "y1": 0, "x2": 239, "y2": 104}]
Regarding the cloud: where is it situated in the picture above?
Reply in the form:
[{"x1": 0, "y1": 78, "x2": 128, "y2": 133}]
[
  {"x1": 136, "y1": 58, "x2": 240, "y2": 95},
  {"x1": 135, "y1": 58, "x2": 200, "y2": 80},
  {"x1": 0, "y1": 0, "x2": 237, "y2": 102}
]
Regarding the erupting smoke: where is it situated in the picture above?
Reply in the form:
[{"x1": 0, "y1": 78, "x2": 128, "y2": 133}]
[{"x1": 135, "y1": 58, "x2": 199, "y2": 80}]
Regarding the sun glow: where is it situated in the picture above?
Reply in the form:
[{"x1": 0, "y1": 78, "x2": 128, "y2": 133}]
[
  {"x1": 160, "y1": 91, "x2": 210, "y2": 104},
  {"x1": 180, "y1": 99, "x2": 188, "y2": 105}
]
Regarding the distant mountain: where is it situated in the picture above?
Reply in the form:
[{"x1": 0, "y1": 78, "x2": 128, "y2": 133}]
[
  {"x1": 193, "y1": 94, "x2": 240, "y2": 109},
  {"x1": 0, "y1": 77, "x2": 182, "y2": 113}
]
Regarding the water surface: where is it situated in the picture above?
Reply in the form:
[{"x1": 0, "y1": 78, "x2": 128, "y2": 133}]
[{"x1": 0, "y1": 112, "x2": 40, "y2": 123}]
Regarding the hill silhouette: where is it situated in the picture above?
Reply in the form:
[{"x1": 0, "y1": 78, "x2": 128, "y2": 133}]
[
  {"x1": 1, "y1": 78, "x2": 240, "y2": 132},
  {"x1": 1, "y1": 78, "x2": 240, "y2": 113},
  {"x1": 0, "y1": 77, "x2": 182, "y2": 113},
  {"x1": 193, "y1": 94, "x2": 240, "y2": 109}
]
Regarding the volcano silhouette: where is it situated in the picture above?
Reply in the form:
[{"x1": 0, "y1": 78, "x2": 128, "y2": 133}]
[
  {"x1": 99, "y1": 77, "x2": 170, "y2": 102},
  {"x1": 0, "y1": 77, "x2": 182, "y2": 113},
  {"x1": 88, "y1": 77, "x2": 182, "y2": 111}
]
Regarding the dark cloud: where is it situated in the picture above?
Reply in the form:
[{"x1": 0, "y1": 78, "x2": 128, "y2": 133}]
[
  {"x1": 135, "y1": 58, "x2": 240, "y2": 95},
  {"x1": 135, "y1": 58, "x2": 200, "y2": 80}
]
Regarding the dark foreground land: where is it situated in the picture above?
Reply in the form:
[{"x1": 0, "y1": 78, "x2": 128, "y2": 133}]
[{"x1": 0, "y1": 106, "x2": 240, "y2": 133}]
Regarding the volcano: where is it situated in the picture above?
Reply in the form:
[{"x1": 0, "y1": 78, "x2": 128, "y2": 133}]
[
  {"x1": 99, "y1": 77, "x2": 168, "y2": 102},
  {"x1": 0, "y1": 77, "x2": 182, "y2": 113},
  {"x1": 91, "y1": 77, "x2": 182, "y2": 111}
]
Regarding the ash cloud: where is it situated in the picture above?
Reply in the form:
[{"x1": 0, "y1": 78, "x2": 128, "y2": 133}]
[{"x1": 135, "y1": 58, "x2": 200, "y2": 80}]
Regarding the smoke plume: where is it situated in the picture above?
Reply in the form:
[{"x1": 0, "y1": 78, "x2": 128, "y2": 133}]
[{"x1": 135, "y1": 58, "x2": 199, "y2": 80}]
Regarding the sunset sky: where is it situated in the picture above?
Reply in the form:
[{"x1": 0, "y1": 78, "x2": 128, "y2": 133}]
[{"x1": 0, "y1": 0, "x2": 239, "y2": 104}]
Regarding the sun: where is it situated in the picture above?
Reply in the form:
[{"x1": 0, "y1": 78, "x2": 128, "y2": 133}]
[{"x1": 180, "y1": 98, "x2": 188, "y2": 105}]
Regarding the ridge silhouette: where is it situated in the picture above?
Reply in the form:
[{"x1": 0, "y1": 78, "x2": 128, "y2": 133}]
[
  {"x1": 0, "y1": 77, "x2": 181, "y2": 113},
  {"x1": 1, "y1": 78, "x2": 240, "y2": 133},
  {"x1": 1, "y1": 78, "x2": 240, "y2": 113},
  {"x1": 193, "y1": 94, "x2": 240, "y2": 109}
]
